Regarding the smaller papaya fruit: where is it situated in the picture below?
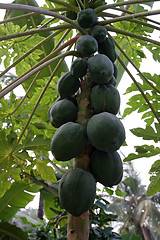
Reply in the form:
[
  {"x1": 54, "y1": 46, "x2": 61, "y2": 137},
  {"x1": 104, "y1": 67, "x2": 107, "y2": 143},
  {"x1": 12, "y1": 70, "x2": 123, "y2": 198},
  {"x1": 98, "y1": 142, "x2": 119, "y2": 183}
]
[
  {"x1": 91, "y1": 84, "x2": 120, "y2": 115},
  {"x1": 51, "y1": 122, "x2": 87, "y2": 161},
  {"x1": 57, "y1": 72, "x2": 80, "y2": 98},
  {"x1": 98, "y1": 37, "x2": 117, "y2": 62},
  {"x1": 90, "y1": 150, "x2": 123, "y2": 187},
  {"x1": 58, "y1": 168, "x2": 96, "y2": 216},
  {"x1": 91, "y1": 25, "x2": 107, "y2": 43},
  {"x1": 77, "y1": 8, "x2": 98, "y2": 28},
  {"x1": 76, "y1": 35, "x2": 98, "y2": 57},
  {"x1": 108, "y1": 75, "x2": 117, "y2": 86},
  {"x1": 48, "y1": 99, "x2": 77, "y2": 128},
  {"x1": 113, "y1": 63, "x2": 118, "y2": 79},
  {"x1": 88, "y1": 54, "x2": 114, "y2": 84},
  {"x1": 71, "y1": 58, "x2": 88, "y2": 78}
]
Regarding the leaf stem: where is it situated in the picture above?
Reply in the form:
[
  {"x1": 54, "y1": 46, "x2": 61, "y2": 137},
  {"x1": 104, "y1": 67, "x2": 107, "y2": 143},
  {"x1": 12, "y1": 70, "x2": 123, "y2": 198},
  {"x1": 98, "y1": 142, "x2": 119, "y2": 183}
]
[
  {"x1": 110, "y1": 35, "x2": 160, "y2": 94},
  {"x1": 94, "y1": 0, "x2": 159, "y2": 14},
  {"x1": 0, "y1": 29, "x2": 62, "y2": 78},
  {"x1": 47, "y1": 0, "x2": 78, "y2": 12},
  {"x1": 0, "y1": 3, "x2": 86, "y2": 34},
  {"x1": 0, "y1": 36, "x2": 80, "y2": 98},
  {"x1": 99, "y1": 9, "x2": 160, "y2": 26},
  {"x1": 117, "y1": 55, "x2": 160, "y2": 124},
  {"x1": 104, "y1": 25, "x2": 160, "y2": 46},
  {"x1": 0, "y1": 24, "x2": 72, "y2": 41},
  {"x1": 9, "y1": 51, "x2": 75, "y2": 154},
  {"x1": 23, "y1": 172, "x2": 58, "y2": 196}
]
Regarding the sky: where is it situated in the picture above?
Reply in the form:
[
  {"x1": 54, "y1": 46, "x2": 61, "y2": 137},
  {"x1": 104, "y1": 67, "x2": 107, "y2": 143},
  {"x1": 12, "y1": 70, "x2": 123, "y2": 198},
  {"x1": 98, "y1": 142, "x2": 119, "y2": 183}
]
[{"x1": 0, "y1": 0, "x2": 160, "y2": 200}]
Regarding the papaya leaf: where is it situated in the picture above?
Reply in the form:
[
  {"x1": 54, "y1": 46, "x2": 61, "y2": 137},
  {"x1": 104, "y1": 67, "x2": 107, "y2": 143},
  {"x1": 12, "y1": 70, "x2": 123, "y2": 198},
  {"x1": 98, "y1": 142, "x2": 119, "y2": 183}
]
[
  {"x1": 122, "y1": 233, "x2": 141, "y2": 240},
  {"x1": 36, "y1": 159, "x2": 57, "y2": 183},
  {"x1": 149, "y1": 159, "x2": 160, "y2": 173},
  {"x1": 0, "y1": 221, "x2": 28, "y2": 240},
  {"x1": 0, "y1": 181, "x2": 41, "y2": 221},
  {"x1": 40, "y1": 188, "x2": 62, "y2": 220},
  {"x1": 22, "y1": 135, "x2": 51, "y2": 152},
  {"x1": 147, "y1": 172, "x2": 160, "y2": 196},
  {"x1": 124, "y1": 145, "x2": 160, "y2": 162},
  {"x1": 130, "y1": 126, "x2": 160, "y2": 142}
]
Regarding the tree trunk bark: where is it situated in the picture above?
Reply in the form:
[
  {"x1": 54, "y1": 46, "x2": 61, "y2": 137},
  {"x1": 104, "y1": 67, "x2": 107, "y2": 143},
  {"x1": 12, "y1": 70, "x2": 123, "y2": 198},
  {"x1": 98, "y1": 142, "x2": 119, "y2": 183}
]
[
  {"x1": 37, "y1": 195, "x2": 44, "y2": 220},
  {"x1": 67, "y1": 211, "x2": 89, "y2": 240}
]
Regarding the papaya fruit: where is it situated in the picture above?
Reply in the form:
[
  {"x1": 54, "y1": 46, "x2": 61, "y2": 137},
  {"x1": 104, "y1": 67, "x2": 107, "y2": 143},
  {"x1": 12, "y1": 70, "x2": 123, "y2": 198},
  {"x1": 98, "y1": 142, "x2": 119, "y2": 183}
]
[
  {"x1": 90, "y1": 25, "x2": 107, "y2": 43},
  {"x1": 51, "y1": 122, "x2": 87, "y2": 161},
  {"x1": 65, "y1": 11, "x2": 77, "y2": 20},
  {"x1": 77, "y1": 8, "x2": 98, "y2": 28},
  {"x1": 98, "y1": 37, "x2": 117, "y2": 63},
  {"x1": 89, "y1": 0, "x2": 106, "y2": 9},
  {"x1": 58, "y1": 168, "x2": 96, "y2": 216},
  {"x1": 90, "y1": 150, "x2": 123, "y2": 187},
  {"x1": 57, "y1": 72, "x2": 80, "y2": 98},
  {"x1": 88, "y1": 54, "x2": 114, "y2": 84},
  {"x1": 71, "y1": 58, "x2": 88, "y2": 78},
  {"x1": 87, "y1": 112, "x2": 125, "y2": 152},
  {"x1": 48, "y1": 99, "x2": 77, "y2": 128},
  {"x1": 76, "y1": 35, "x2": 98, "y2": 57},
  {"x1": 91, "y1": 84, "x2": 120, "y2": 115},
  {"x1": 108, "y1": 75, "x2": 117, "y2": 86}
]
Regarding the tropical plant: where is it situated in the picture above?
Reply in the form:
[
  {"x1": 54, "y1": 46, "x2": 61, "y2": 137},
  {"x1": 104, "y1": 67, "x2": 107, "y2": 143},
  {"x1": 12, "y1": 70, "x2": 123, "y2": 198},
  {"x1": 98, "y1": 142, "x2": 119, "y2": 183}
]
[{"x1": 0, "y1": 0, "x2": 160, "y2": 239}]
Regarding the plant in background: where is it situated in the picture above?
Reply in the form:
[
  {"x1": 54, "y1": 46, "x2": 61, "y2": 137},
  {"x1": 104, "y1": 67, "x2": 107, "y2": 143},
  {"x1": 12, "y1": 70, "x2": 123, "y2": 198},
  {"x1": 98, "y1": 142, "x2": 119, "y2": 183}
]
[{"x1": 0, "y1": 0, "x2": 160, "y2": 239}]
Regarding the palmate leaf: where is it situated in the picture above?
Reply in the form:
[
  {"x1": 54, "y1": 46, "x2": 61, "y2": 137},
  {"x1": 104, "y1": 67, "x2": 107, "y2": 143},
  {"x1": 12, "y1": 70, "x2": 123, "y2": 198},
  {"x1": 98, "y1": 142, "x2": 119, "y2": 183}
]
[
  {"x1": 0, "y1": 221, "x2": 28, "y2": 240},
  {"x1": 35, "y1": 159, "x2": 57, "y2": 183},
  {"x1": 131, "y1": 125, "x2": 160, "y2": 142},
  {"x1": 124, "y1": 145, "x2": 160, "y2": 162},
  {"x1": 0, "y1": 181, "x2": 41, "y2": 221},
  {"x1": 147, "y1": 172, "x2": 160, "y2": 196},
  {"x1": 147, "y1": 160, "x2": 160, "y2": 196}
]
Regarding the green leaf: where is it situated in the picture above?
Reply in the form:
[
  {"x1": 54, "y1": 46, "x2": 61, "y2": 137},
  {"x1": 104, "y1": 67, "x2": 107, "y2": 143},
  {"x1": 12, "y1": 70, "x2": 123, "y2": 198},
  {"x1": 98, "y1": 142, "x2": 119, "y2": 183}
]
[
  {"x1": 124, "y1": 145, "x2": 160, "y2": 162},
  {"x1": 0, "y1": 181, "x2": 41, "y2": 221},
  {"x1": 149, "y1": 160, "x2": 160, "y2": 173},
  {"x1": 40, "y1": 188, "x2": 61, "y2": 220},
  {"x1": 131, "y1": 126, "x2": 160, "y2": 142},
  {"x1": 147, "y1": 172, "x2": 160, "y2": 196},
  {"x1": 115, "y1": 188, "x2": 126, "y2": 197},
  {"x1": 36, "y1": 160, "x2": 57, "y2": 183},
  {"x1": 0, "y1": 221, "x2": 28, "y2": 240},
  {"x1": 122, "y1": 233, "x2": 141, "y2": 240}
]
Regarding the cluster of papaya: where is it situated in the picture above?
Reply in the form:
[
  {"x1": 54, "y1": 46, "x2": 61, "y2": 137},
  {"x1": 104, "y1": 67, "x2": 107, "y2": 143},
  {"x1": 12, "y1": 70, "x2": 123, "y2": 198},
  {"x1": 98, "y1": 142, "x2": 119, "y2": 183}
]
[{"x1": 48, "y1": 8, "x2": 125, "y2": 217}]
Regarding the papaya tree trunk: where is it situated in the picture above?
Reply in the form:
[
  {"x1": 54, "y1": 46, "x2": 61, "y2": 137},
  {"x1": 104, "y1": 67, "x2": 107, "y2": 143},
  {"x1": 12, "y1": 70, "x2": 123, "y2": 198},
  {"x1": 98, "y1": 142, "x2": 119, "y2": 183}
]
[
  {"x1": 67, "y1": 212, "x2": 89, "y2": 240},
  {"x1": 67, "y1": 76, "x2": 92, "y2": 240}
]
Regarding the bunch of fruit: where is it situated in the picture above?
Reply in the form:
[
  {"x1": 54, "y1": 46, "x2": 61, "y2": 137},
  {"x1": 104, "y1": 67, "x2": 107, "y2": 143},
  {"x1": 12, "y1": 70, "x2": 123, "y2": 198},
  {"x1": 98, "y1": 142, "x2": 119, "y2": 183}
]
[{"x1": 48, "y1": 8, "x2": 125, "y2": 217}]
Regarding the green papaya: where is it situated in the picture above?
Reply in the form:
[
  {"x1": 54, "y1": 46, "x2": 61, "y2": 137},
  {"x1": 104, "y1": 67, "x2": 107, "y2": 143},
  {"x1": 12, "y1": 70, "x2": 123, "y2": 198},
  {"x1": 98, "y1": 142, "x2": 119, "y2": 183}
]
[
  {"x1": 57, "y1": 72, "x2": 80, "y2": 98},
  {"x1": 65, "y1": 10, "x2": 77, "y2": 20},
  {"x1": 58, "y1": 168, "x2": 96, "y2": 216},
  {"x1": 91, "y1": 84, "x2": 120, "y2": 115},
  {"x1": 98, "y1": 37, "x2": 117, "y2": 62},
  {"x1": 90, "y1": 25, "x2": 107, "y2": 43},
  {"x1": 76, "y1": 35, "x2": 98, "y2": 57},
  {"x1": 88, "y1": 54, "x2": 114, "y2": 84},
  {"x1": 77, "y1": 8, "x2": 98, "y2": 28},
  {"x1": 71, "y1": 58, "x2": 88, "y2": 78},
  {"x1": 48, "y1": 99, "x2": 77, "y2": 128},
  {"x1": 90, "y1": 150, "x2": 123, "y2": 187},
  {"x1": 87, "y1": 112, "x2": 125, "y2": 152},
  {"x1": 89, "y1": 0, "x2": 106, "y2": 9},
  {"x1": 108, "y1": 75, "x2": 117, "y2": 86},
  {"x1": 51, "y1": 122, "x2": 87, "y2": 161}
]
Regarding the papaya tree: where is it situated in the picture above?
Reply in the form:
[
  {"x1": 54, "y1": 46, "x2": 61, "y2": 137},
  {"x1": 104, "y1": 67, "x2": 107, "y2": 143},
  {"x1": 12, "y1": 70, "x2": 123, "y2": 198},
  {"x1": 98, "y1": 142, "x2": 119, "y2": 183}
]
[{"x1": 0, "y1": 0, "x2": 160, "y2": 239}]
